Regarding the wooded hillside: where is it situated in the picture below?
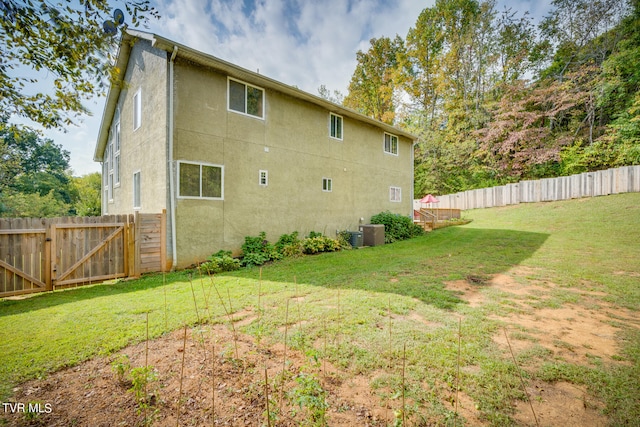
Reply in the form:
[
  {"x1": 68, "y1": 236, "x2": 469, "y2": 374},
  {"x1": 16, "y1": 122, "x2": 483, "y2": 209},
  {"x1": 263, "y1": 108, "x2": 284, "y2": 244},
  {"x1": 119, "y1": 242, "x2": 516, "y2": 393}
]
[{"x1": 340, "y1": 0, "x2": 640, "y2": 196}]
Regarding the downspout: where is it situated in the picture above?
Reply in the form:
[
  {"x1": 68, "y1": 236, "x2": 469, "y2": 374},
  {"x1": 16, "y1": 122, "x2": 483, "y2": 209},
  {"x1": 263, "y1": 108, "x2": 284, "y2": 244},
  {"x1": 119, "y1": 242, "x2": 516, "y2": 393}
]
[
  {"x1": 168, "y1": 45, "x2": 178, "y2": 269},
  {"x1": 411, "y1": 139, "x2": 417, "y2": 217}
]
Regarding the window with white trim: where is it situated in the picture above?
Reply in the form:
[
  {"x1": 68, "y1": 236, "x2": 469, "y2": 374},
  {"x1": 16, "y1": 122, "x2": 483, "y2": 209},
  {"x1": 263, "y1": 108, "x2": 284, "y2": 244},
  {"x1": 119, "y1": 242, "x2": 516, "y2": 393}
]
[
  {"x1": 259, "y1": 170, "x2": 268, "y2": 186},
  {"x1": 108, "y1": 173, "x2": 114, "y2": 202},
  {"x1": 133, "y1": 171, "x2": 141, "y2": 209},
  {"x1": 322, "y1": 177, "x2": 332, "y2": 192},
  {"x1": 384, "y1": 132, "x2": 398, "y2": 155},
  {"x1": 133, "y1": 88, "x2": 142, "y2": 130},
  {"x1": 178, "y1": 161, "x2": 224, "y2": 199},
  {"x1": 103, "y1": 156, "x2": 109, "y2": 203},
  {"x1": 228, "y1": 78, "x2": 264, "y2": 118},
  {"x1": 114, "y1": 121, "x2": 120, "y2": 185},
  {"x1": 390, "y1": 186, "x2": 401, "y2": 202},
  {"x1": 105, "y1": 141, "x2": 113, "y2": 202},
  {"x1": 330, "y1": 113, "x2": 343, "y2": 140}
]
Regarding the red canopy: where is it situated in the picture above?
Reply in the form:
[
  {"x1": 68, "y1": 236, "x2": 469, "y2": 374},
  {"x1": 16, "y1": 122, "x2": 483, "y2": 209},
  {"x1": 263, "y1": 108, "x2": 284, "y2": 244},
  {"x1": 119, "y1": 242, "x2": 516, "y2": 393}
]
[{"x1": 419, "y1": 194, "x2": 439, "y2": 204}]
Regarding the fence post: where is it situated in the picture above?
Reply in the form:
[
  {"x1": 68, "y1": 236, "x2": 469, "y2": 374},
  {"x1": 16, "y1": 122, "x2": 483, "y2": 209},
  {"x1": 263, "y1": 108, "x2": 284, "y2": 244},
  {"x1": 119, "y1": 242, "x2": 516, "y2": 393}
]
[
  {"x1": 44, "y1": 223, "x2": 52, "y2": 291},
  {"x1": 160, "y1": 209, "x2": 168, "y2": 272},
  {"x1": 134, "y1": 212, "x2": 141, "y2": 278},
  {"x1": 123, "y1": 217, "x2": 130, "y2": 278},
  {"x1": 49, "y1": 224, "x2": 57, "y2": 289}
]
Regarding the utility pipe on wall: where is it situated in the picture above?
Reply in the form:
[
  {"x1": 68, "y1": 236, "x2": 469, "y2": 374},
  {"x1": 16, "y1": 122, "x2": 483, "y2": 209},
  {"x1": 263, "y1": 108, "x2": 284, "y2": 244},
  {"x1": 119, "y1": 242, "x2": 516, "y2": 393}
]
[{"x1": 168, "y1": 45, "x2": 178, "y2": 269}]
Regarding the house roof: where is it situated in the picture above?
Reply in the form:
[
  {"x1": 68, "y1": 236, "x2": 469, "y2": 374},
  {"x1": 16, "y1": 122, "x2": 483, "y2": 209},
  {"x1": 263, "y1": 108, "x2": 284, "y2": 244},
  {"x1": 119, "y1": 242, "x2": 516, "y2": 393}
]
[{"x1": 94, "y1": 29, "x2": 418, "y2": 162}]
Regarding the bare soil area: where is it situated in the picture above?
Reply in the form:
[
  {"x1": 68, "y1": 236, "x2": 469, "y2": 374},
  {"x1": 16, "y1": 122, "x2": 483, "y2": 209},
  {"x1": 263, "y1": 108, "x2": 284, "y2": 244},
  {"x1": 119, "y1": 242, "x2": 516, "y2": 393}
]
[
  {"x1": 446, "y1": 267, "x2": 640, "y2": 427},
  {"x1": 6, "y1": 319, "x2": 395, "y2": 427},
  {"x1": 4, "y1": 268, "x2": 637, "y2": 426}
]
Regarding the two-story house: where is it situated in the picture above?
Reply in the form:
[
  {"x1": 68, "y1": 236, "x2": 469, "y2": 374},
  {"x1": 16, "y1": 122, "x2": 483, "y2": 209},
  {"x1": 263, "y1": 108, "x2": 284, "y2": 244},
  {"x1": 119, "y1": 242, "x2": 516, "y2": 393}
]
[{"x1": 94, "y1": 30, "x2": 417, "y2": 269}]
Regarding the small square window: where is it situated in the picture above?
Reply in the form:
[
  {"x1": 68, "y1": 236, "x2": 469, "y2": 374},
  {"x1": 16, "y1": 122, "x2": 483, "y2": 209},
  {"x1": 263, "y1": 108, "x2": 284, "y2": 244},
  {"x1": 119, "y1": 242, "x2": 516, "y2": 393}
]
[
  {"x1": 259, "y1": 170, "x2": 268, "y2": 186},
  {"x1": 322, "y1": 178, "x2": 332, "y2": 192},
  {"x1": 384, "y1": 133, "x2": 398, "y2": 155},
  {"x1": 390, "y1": 186, "x2": 401, "y2": 202},
  {"x1": 330, "y1": 113, "x2": 343, "y2": 140}
]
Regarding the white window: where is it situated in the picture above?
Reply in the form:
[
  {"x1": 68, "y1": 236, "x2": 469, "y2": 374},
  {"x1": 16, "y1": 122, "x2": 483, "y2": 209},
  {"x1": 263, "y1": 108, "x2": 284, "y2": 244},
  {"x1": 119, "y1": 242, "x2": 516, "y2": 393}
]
[
  {"x1": 133, "y1": 88, "x2": 142, "y2": 130},
  {"x1": 259, "y1": 170, "x2": 268, "y2": 186},
  {"x1": 114, "y1": 121, "x2": 120, "y2": 185},
  {"x1": 390, "y1": 186, "x2": 401, "y2": 202},
  {"x1": 228, "y1": 78, "x2": 264, "y2": 118},
  {"x1": 103, "y1": 160, "x2": 112, "y2": 203},
  {"x1": 322, "y1": 177, "x2": 332, "y2": 192},
  {"x1": 133, "y1": 171, "x2": 141, "y2": 209},
  {"x1": 108, "y1": 174, "x2": 114, "y2": 202},
  {"x1": 384, "y1": 133, "x2": 398, "y2": 155},
  {"x1": 330, "y1": 113, "x2": 343, "y2": 140},
  {"x1": 178, "y1": 161, "x2": 224, "y2": 199}
]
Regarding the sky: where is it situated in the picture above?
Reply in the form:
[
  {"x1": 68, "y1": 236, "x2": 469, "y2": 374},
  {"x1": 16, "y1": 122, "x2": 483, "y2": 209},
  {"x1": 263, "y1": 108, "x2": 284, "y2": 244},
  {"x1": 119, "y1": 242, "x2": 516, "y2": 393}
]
[{"x1": 22, "y1": 0, "x2": 552, "y2": 176}]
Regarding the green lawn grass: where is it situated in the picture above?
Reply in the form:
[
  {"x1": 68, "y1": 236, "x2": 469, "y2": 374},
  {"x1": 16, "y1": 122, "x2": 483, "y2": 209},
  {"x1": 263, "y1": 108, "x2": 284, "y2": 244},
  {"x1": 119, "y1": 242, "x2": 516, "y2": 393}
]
[{"x1": 1, "y1": 192, "x2": 638, "y2": 425}]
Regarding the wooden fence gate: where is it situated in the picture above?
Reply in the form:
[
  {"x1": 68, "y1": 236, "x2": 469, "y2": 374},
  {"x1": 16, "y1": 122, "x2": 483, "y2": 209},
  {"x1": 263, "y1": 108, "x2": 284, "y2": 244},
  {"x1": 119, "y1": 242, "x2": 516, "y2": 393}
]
[{"x1": 0, "y1": 211, "x2": 166, "y2": 297}]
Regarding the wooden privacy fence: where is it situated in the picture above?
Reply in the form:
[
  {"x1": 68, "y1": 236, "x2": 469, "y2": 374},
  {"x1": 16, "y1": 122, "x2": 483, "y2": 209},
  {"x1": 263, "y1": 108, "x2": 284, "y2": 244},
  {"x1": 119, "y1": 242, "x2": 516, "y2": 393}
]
[{"x1": 0, "y1": 211, "x2": 166, "y2": 298}]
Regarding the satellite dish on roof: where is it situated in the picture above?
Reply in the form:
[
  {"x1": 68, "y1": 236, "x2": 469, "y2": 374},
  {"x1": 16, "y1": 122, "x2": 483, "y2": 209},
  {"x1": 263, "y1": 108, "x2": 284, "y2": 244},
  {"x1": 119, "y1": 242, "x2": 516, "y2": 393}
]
[
  {"x1": 103, "y1": 20, "x2": 117, "y2": 35},
  {"x1": 113, "y1": 9, "x2": 125, "y2": 25},
  {"x1": 103, "y1": 8, "x2": 126, "y2": 35}
]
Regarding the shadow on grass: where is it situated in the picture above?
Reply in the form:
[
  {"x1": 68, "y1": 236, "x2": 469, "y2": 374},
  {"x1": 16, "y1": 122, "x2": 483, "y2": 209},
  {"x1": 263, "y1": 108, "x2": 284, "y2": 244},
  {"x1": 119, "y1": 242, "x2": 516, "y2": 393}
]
[
  {"x1": 0, "y1": 227, "x2": 549, "y2": 314},
  {"x1": 231, "y1": 226, "x2": 550, "y2": 310},
  {"x1": 0, "y1": 270, "x2": 192, "y2": 318}
]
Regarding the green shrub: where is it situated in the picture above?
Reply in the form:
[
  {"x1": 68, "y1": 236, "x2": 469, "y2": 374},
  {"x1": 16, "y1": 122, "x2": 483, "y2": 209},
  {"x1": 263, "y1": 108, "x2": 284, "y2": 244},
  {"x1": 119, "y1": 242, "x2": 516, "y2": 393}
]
[
  {"x1": 301, "y1": 236, "x2": 341, "y2": 254},
  {"x1": 307, "y1": 231, "x2": 324, "y2": 239},
  {"x1": 241, "y1": 232, "x2": 277, "y2": 267},
  {"x1": 336, "y1": 230, "x2": 353, "y2": 250},
  {"x1": 275, "y1": 231, "x2": 302, "y2": 257},
  {"x1": 370, "y1": 211, "x2": 424, "y2": 243},
  {"x1": 198, "y1": 250, "x2": 241, "y2": 274}
]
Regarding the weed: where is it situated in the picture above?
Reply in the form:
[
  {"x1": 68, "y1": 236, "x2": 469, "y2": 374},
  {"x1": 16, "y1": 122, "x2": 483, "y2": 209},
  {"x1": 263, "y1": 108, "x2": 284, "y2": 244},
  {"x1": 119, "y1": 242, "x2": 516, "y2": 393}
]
[
  {"x1": 110, "y1": 354, "x2": 131, "y2": 385},
  {"x1": 22, "y1": 401, "x2": 44, "y2": 422},
  {"x1": 129, "y1": 366, "x2": 158, "y2": 409},
  {"x1": 289, "y1": 371, "x2": 328, "y2": 426}
]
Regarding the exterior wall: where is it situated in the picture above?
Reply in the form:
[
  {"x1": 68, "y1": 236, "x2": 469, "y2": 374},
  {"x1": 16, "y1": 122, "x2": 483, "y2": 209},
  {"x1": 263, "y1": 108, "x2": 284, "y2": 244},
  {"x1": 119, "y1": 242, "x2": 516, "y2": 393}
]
[
  {"x1": 103, "y1": 40, "x2": 168, "y2": 215},
  {"x1": 172, "y1": 59, "x2": 413, "y2": 266}
]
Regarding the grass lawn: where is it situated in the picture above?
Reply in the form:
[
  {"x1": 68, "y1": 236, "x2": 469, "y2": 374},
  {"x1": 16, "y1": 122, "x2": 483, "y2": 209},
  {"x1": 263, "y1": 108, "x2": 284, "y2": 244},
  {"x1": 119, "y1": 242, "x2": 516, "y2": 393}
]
[{"x1": 1, "y1": 192, "x2": 638, "y2": 425}]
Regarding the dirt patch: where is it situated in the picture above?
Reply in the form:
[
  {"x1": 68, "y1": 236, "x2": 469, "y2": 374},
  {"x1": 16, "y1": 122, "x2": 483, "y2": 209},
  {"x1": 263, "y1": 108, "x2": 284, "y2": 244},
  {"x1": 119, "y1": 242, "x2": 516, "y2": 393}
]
[
  {"x1": 4, "y1": 323, "x2": 399, "y2": 427},
  {"x1": 494, "y1": 306, "x2": 622, "y2": 365},
  {"x1": 443, "y1": 267, "x2": 638, "y2": 426},
  {"x1": 446, "y1": 268, "x2": 632, "y2": 365},
  {"x1": 513, "y1": 380, "x2": 607, "y2": 427},
  {"x1": 445, "y1": 279, "x2": 486, "y2": 307}
]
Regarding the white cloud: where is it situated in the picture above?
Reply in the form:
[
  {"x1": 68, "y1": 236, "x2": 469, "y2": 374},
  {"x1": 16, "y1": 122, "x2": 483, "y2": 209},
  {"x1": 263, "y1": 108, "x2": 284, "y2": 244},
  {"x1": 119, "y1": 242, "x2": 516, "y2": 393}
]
[
  {"x1": 40, "y1": 0, "x2": 554, "y2": 176},
  {"x1": 150, "y1": 0, "x2": 428, "y2": 95}
]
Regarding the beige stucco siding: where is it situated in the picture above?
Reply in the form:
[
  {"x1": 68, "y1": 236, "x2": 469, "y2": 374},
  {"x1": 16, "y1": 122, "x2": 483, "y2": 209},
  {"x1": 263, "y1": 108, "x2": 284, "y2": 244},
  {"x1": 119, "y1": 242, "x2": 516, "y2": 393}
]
[
  {"x1": 172, "y1": 58, "x2": 413, "y2": 267},
  {"x1": 104, "y1": 40, "x2": 168, "y2": 215}
]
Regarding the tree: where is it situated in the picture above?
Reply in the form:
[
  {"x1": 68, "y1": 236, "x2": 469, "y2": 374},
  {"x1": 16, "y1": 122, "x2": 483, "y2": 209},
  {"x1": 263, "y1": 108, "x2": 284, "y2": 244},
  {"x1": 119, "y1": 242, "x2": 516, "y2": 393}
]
[
  {"x1": 317, "y1": 85, "x2": 344, "y2": 105},
  {"x1": 476, "y1": 71, "x2": 594, "y2": 180},
  {"x1": 0, "y1": 118, "x2": 76, "y2": 217},
  {"x1": 1, "y1": 0, "x2": 158, "y2": 129},
  {"x1": 495, "y1": 7, "x2": 538, "y2": 82},
  {"x1": 71, "y1": 173, "x2": 102, "y2": 216},
  {"x1": 343, "y1": 36, "x2": 405, "y2": 124},
  {"x1": 538, "y1": 0, "x2": 628, "y2": 80},
  {"x1": 405, "y1": 5, "x2": 445, "y2": 127}
]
